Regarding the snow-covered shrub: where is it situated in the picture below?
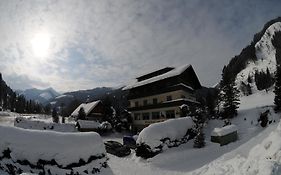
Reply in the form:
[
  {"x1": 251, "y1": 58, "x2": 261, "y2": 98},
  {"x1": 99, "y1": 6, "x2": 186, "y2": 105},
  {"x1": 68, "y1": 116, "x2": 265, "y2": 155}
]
[
  {"x1": 193, "y1": 129, "x2": 205, "y2": 148},
  {"x1": 258, "y1": 110, "x2": 270, "y2": 127},
  {"x1": 100, "y1": 121, "x2": 112, "y2": 131},
  {"x1": 136, "y1": 117, "x2": 194, "y2": 158},
  {"x1": 76, "y1": 120, "x2": 112, "y2": 134},
  {"x1": 0, "y1": 125, "x2": 112, "y2": 175},
  {"x1": 14, "y1": 117, "x2": 77, "y2": 132}
]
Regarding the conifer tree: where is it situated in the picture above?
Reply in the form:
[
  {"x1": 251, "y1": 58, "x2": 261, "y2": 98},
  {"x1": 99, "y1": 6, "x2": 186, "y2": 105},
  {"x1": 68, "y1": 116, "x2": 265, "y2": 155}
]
[
  {"x1": 193, "y1": 127, "x2": 205, "y2": 148},
  {"x1": 220, "y1": 66, "x2": 240, "y2": 118},
  {"x1": 274, "y1": 65, "x2": 281, "y2": 112},
  {"x1": 52, "y1": 108, "x2": 59, "y2": 123},
  {"x1": 78, "y1": 107, "x2": 86, "y2": 120}
]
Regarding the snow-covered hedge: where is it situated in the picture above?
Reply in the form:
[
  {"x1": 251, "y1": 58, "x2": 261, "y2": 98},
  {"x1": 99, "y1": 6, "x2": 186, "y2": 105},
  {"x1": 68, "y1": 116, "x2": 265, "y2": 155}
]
[
  {"x1": 136, "y1": 117, "x2": 195, "y2": 157},
  {"x1": 76, "y1": 120, "x2": 112, "y2": 133},
  {"x1": 14, "y1": 117, "x2": 77, "y2": 132},
  {"x1": 0, "y1": 125, "x2": 111, "y2": 175}
]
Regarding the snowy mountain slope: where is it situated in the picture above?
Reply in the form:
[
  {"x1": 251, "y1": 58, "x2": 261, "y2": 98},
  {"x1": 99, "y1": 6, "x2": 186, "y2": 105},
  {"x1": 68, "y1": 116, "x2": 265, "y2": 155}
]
[
  {"x1": 18, "y1": 87, "x2": 60, "y2": 104},
  {"x1": 235, "y1": 22, "x2": 281, "y2": 92}
]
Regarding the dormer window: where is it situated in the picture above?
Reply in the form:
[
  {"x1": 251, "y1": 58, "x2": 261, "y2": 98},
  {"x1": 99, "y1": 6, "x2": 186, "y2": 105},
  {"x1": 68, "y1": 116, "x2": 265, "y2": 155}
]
[
  {"x1": 167, "y1": 95, "x2": 172, "y2": 101},
  {"x1": 143, "y1": 100, "x2": 148, "y2": 106},
  {"x1": 135, "y1": 101, "x2": 139, "y2": 107},
  {"x1": 153, "y1": 98, "x2": 158, "y2": 104}
]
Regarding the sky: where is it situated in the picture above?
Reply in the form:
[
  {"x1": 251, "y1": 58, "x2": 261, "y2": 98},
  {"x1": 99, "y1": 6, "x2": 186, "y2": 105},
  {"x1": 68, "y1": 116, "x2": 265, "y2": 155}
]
[{"x1": 0, "y1": 0, "x2": 281, "y2": 92}]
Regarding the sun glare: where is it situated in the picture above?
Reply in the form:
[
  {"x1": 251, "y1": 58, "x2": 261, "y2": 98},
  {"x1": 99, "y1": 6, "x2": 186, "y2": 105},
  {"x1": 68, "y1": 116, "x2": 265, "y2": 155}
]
[{"x1": 31, "y1": 32, "x2": 51, "y2": 58}]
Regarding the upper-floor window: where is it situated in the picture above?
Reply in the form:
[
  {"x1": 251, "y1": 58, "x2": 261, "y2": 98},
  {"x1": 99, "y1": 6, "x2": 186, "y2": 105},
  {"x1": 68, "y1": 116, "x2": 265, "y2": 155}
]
[
  {"x1": 166, "y1": 110, "x2": 175, "y2": 119},
  {"x1": 152, "y1": 112, "x2": 160, "y2": 119},
  {"x1": 134, "y1": 113, "x2": 141, "y2": 120},
  {"x1": 142, "y1": 113, "x2": 150, "y2": 120},
  {"x1": 135, "y1": 101, "x2": 139, "y2": 107},
  {"x1": 153, "y1": 98, "x2": 158, "y2": 104},
  {"x1": 166, "y1": 95, "x2": 172, "y2": 101},
  {"x1": 143, "y1": 100, "x2": 148, "y2": 106}
]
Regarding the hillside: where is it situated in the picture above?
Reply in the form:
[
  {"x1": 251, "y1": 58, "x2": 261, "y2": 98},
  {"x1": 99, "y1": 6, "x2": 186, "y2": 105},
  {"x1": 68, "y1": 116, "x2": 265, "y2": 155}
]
[
  {"x1": 223, "y1": 17, "x2": 281, "y2": 94},
  {"x1": 0, "y1": 73, "x2": 44, "y2": 113}
]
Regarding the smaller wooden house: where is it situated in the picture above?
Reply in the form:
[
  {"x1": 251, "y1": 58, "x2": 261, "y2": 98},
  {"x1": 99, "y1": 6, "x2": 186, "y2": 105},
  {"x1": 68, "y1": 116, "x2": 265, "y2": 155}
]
[
  {"x1": 71, "y1": 100, "x2": 105, "y2": 122},
  {"x1": 211, "y1": 124, "x2": 238, "y2": 146}
]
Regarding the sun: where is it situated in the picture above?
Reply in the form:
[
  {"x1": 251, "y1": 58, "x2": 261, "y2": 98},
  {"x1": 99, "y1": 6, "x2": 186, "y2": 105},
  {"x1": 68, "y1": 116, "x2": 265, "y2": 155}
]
[{"x1": 31, "y1": 32, "x2": 51, "y2": 58}]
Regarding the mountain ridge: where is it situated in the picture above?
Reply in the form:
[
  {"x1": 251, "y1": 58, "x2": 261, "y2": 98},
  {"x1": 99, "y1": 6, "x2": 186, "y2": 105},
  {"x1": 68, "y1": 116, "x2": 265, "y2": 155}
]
[{"x1": 222, "y1": 17, "x2": 281, "y2": 95}]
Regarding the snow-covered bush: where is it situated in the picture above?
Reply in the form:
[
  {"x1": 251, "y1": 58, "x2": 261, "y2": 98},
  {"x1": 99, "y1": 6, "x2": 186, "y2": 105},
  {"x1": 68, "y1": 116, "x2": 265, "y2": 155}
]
[
  {"x1": 136, "y1": 117, "x2": 194, "y2": 158},
  {"x1": 14, "y1": 117, "x2": 77, "y2": 132},
  {"x1": 193, "y1": 129, "x2": 206, "y2": 148},
  {"x1": 0, "y1": 125, "x2": 112, "y2": 175}
]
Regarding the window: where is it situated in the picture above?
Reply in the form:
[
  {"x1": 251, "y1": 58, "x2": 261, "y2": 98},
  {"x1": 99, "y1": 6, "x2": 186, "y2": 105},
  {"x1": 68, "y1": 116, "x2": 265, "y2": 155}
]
[
  {"x1": 166, "y1": 95, "x2": 172, "y2": 101},
  {"x1": 181, "y1": 95, "x2": 186, "y2": 98},
  {"x1": 135, "y1": 101, "x2": 139, "y2": 107},
  {"x1": 134, "y1": 113, "x2": 141, "y2": 120},
  {"x1": 152, "y1": 112, "x2": 160, "y2": 119},
  {"x1": 142, "y1": 113, "x2": 150, "y2": 120},
  {"x1": 166, "y1": 110, "x2": 175, "y2": 118},
  {"x1": 143, "y1": 100, "x2": 148, "y2": 106},
  {"x1": 153, "y1": 98, "x2": 158, "y2": 104}
]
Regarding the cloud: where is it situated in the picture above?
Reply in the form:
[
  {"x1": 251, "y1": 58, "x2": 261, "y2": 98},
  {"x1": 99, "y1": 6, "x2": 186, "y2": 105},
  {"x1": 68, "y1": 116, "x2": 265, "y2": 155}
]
[{"x1": 0, "y1": 0, "x2": 280, "y2": 91}]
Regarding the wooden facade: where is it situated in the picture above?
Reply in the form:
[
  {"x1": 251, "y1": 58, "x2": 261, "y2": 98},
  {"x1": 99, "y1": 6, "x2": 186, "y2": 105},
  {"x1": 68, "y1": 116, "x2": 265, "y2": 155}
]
[{"x1": 123, "y1": 65, "x2": 202, "y2": 132}]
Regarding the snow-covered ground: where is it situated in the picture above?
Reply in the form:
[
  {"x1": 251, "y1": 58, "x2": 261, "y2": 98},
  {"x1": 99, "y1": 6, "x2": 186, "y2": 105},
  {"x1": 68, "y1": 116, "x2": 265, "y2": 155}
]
[
  {"x1": 0, "y1": 90, "x2": 279, "y2": 175},
  {"x1": 106, "y1": 91, "x2": 279, "y2": 175}
]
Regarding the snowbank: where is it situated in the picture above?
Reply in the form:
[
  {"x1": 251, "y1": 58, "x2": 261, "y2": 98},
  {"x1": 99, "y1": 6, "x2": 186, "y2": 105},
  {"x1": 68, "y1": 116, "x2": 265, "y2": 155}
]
[
  {"x1": 193, "y1": 120, "x2": 281, "y2": 175},
  {"x1": 0, "y1": 125, "x2": 111, "y2": 175},
  {"x1": 14, "y1": 117, "x2": 77, "y2": 132},
  {"x1": 211, "y1": 125, "x2": 238, "y2": 137},
  {"x1": 137, "y1": 117, "x2": 194, "y2": 151}
]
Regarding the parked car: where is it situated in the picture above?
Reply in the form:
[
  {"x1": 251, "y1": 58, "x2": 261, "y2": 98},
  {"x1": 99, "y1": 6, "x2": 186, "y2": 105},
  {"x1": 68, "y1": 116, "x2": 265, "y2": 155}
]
[
  {"x1": 123, "y1": 135, "x2": 137, "y2": 149},
  {"x1": 104, "y1": 141, "x2": 131, "y2": 157}
]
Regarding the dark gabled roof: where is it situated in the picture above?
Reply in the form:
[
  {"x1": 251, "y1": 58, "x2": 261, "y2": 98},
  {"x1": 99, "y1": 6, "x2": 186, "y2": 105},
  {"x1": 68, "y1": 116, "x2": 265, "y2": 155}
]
[
  {"x1": 136, "y1": 67, "x2": 174, "y2": 82},
  {"x1": 123, "y1": 64, "x2": 201, "y2": 90}
]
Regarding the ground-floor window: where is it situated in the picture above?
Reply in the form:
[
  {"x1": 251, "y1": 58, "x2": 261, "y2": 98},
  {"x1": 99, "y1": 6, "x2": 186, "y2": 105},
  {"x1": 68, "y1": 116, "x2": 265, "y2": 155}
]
[
  {"x1": 152, "y1": 111, "x2": 160, "y2": 119},
  {"x1": 166, "y1": 110, "x2": 175, "y2": 118},
  {"x1": 134, "y1": 113, "x2": 141, "y2": 120},
  {"x1": 142, "y1": 112, "x2": 150, "y2": 120}
]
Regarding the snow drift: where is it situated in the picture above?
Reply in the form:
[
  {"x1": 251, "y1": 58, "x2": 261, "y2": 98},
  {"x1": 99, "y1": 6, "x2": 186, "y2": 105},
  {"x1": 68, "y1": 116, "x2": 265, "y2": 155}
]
[
  {"x1": 137, "y1": 117, "x2": 194, "y2": 152},
  {"x1": 193, "y1": 120, "x2": 281, "y2": 175},
  {"x1": 0, "y1": 125, "x2": 112, "y2": 175},
  {"x1": 14, "y1": 117, "x2": 77, "y2": 132}
]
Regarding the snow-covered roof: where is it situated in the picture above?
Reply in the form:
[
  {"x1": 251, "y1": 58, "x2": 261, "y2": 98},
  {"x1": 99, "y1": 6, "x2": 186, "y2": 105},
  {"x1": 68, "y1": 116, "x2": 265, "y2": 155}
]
[
  {"x1": 174, "y1": 83, "x2": 194, "y2": 90},
  {"x1": 71, "y1": 100, "x2": 101, "y2": 117},
  {"x1": 211, "y1": 124, "x2": 238, "y2": 137},
  {"x1": 76, "y1": 120, "x2": 101, "y2": 129},
  {"x1": 163, "y1": 98, "x2": 200, "y2": 104},
  {"x1": 123, "y1": 64, "x2": 191, "y2": 90}
]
